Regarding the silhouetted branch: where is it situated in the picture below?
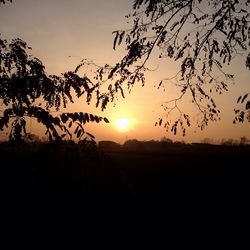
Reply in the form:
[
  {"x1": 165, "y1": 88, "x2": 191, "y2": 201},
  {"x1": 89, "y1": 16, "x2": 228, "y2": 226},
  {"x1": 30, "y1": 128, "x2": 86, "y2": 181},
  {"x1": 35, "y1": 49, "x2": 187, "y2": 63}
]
[{"x1": 105, "y1": 0, "x2": 250, "y2": 134}]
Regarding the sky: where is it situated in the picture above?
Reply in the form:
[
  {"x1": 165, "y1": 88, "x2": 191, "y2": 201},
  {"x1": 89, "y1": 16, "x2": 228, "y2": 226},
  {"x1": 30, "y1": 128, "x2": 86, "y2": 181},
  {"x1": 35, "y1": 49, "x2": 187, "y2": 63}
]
[{"x1": 0, "y1": 0, "x2": 249, "y2": 143}]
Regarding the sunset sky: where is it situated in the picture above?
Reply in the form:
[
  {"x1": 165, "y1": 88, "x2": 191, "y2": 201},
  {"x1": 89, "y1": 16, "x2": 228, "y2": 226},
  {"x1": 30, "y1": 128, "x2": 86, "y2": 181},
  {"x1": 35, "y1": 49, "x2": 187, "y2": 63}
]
[{"x1": 0, "y1": 0, "x2": 249, "y2": 143}]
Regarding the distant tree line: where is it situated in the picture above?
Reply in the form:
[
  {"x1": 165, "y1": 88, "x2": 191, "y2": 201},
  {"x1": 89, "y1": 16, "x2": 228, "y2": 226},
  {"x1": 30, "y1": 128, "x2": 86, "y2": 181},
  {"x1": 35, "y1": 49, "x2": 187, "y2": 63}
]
[{"x1": 98, "y1": 137, "x2": 250, "y2": 152}]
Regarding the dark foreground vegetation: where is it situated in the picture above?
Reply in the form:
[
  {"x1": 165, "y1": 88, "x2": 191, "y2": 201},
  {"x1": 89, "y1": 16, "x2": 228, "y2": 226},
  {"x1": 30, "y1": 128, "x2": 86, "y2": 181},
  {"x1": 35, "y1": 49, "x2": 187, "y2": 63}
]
[{"x1": 0, "y1": 141, "x2": 249, "y2": 204}]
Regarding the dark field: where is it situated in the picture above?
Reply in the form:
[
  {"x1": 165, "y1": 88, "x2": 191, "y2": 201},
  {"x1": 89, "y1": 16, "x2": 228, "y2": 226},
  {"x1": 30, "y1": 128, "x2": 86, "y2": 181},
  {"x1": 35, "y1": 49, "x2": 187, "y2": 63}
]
[{"x1": 0, "y1": 142, "x2": 249, "y2": 204}]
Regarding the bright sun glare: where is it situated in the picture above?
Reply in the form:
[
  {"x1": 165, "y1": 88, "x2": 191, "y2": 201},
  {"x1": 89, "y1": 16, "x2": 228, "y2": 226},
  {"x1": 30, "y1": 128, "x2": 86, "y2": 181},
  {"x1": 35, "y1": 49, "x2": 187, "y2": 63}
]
[{"x1": 116, "y1": 118, "x2": 130, "y2": 132}]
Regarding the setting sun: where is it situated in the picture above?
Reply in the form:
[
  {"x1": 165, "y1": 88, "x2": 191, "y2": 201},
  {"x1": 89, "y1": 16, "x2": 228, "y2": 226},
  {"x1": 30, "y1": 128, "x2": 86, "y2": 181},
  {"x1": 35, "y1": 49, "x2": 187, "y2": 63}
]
[{"x1": 116, "y1": 118, "x2": 130, "y2": 132}]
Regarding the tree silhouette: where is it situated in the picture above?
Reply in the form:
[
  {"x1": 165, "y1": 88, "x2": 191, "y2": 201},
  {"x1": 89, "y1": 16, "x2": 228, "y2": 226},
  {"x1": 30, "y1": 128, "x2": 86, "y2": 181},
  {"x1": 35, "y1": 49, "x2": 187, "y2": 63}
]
[
  {"x1": 234, "y1": 92, "x2": 250, "y2": 123},
  {"x1": 0, "y1": 37, "x2": 109, "y2": 143},
  {"x1": 1, "y1": 0, "x2": 249, "y2": 139},
  {"x1": 92, "y1": 0, "x2": 250, "y2": 135},
  {"x1": 0, "y1": 0, "x2": 12, "y2": 5},
  {"x1": 0, "y1": 0, "x2": 113, "y2": 144}
]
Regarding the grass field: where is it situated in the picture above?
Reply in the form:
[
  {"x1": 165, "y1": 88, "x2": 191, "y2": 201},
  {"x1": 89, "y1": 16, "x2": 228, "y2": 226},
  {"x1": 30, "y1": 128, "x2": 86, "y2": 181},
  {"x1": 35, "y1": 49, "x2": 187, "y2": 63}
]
[{"x1": 0, "y1": 142, "x2": 249, "y2": 204}]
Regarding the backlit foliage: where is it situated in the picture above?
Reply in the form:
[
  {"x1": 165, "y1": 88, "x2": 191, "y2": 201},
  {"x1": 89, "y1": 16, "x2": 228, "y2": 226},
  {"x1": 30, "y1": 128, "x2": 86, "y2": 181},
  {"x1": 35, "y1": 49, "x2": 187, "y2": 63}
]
[
  {"x1": 90, "y1": 0, "x2": 250, "y2": 135},
  {"x1": 0, "y1": 38, "x2": 109, "y2": 143},
  {"x1": 0, "y1": 0, "x2": 12, "y2": 5},
  {"x1": 234, "y1": 93, "x2": 250, "y2": 123}
]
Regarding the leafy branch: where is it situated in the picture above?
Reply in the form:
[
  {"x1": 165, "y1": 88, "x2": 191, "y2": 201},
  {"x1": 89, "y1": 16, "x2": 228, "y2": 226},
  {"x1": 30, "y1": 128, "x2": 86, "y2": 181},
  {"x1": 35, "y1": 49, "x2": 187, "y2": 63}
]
[
  {"x1": 92, "y1": 0, "x2": 250, "y2": 135},
  {"x1": 0, "y1": 37, "x2": 109, "y2": 143}
]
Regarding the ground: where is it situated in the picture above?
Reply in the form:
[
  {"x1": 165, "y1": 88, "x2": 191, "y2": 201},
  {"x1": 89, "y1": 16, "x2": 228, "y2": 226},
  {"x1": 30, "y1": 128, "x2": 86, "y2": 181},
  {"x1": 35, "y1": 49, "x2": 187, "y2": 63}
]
[{"x1": 0, "y1": 142, "x2": 249, "y2": 204}]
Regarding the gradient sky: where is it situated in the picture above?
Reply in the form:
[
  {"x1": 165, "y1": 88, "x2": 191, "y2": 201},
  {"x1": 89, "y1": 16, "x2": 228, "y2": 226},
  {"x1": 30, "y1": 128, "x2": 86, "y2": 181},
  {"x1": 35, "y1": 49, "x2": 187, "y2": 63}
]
[{"x1": 0, "y1": 0, "x2": 249, "y2": 143}]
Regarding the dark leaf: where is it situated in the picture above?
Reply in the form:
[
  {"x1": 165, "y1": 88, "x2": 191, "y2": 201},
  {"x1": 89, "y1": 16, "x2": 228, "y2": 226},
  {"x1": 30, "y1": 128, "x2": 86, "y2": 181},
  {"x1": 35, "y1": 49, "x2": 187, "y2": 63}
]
[
  {"x1": 77, "y1": 129, "x2": 82, "y2": 138},
  {"x1": 113, "y1": 31, "x2": 119, "y2": 50},
  {"x1": 86, "y1": 132, "x2": 95, "y2": 139},
  {"x1": 74, "y1": 126, "x2": 79, "y2": 135},
  {"x1": 104, "y1": 117, "x2": 109, "y2": 123},
  {"x1": 237, "y1": 96, "x2": 242, "y2": 103},
  {"x1": 241, "y1": 94, "x2": 248, "y2": 103},
  {"x1": 159, "y1": 118, "x2": 162, "y2": 126},
  {"x1": 246, "y1": 101, "x2": 250, "y2": 110}
]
